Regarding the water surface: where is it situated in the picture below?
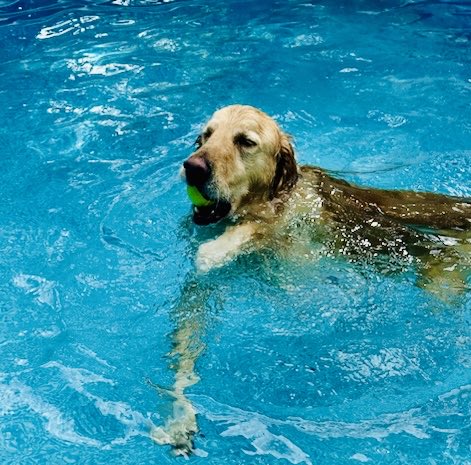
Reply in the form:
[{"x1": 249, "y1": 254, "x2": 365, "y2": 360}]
[{"x1": 0, "y1": 0, "x2": 470, "y2": 463}]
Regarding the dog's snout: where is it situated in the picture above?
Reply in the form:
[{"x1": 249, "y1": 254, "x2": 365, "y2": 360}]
[{"x1": 183, "y1": 156, "x2": 211, "y2": 186}]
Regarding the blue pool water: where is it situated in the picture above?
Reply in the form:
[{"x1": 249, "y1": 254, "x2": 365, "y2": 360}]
[{"x1": 1, "y1": 0, "x2": 470, "y2": 463}]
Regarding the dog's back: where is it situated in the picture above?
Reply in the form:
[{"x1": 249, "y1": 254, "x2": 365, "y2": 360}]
[{"x1": 309, "y1": 167, "x2": 471, "y2": 231}]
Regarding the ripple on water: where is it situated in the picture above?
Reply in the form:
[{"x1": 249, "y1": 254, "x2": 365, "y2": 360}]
[{"x1": 1, "y1": 357, "x2": 165, "y2": 446}]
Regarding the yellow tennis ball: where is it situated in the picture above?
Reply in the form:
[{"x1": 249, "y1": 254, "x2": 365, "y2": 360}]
[{"x1": 186, "y1": 186, "x2": 214, "y2": 207}]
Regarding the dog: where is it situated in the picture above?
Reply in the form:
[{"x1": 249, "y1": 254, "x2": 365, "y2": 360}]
[
  {"x1": 183, "y1": 104, "x2": 470, "y2": 283},
  {"x1": 152, "y1": 104, "x2": 470, "y2": 455}
]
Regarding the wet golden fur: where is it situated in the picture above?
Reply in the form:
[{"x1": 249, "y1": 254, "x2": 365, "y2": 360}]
[{"x1": 186, "y1": 105, "x2": 470, "y2": 286}]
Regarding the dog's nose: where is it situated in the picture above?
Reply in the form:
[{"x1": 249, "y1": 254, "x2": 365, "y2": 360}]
[{"x1": 183, "y1": 156, "x2": 211, "y2": 186}]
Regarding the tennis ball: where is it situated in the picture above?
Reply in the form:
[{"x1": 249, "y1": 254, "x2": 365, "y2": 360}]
[{"x1": 186, "y1": 185, "x2": 214, "y2": 207}]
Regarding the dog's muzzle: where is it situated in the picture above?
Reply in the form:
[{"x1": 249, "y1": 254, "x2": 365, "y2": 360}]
[{"x1": 183, "y1": 156, "x2": 231, "y2": 225}]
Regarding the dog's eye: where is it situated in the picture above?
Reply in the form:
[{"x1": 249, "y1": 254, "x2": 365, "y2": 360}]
[
  {"x1": 195, "y1": 128, "x2": 213, "y2": 148},
  {"x1": 203, "y1": 128, "x2": 213, "y2": 139},
  {"x1": 234, "y1": 133, "x2": 257, "y2": 148}
]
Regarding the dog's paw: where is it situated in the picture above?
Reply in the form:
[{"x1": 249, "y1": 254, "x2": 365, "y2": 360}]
[
  {"x1": 196, "y1": 239, "x2": 231, "y2": 273},
  {"x1": 151, "y1": 396, "x2": 198, "y2": 456},
  {"x1": 151, "y1": 422, "x2": 196, "y2": 457},
  {"x1": 196, "y1": 224, "x2": 257, "y2": 273}
]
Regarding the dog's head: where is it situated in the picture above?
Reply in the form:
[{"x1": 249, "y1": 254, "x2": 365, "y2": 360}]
[{"x1": 183, "y1": 105, "x2": 298, "y2": 225}]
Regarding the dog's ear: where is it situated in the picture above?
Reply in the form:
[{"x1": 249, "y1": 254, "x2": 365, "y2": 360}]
[{"x1": 269, "y1": 133, "x2": 298, "y2": 199}]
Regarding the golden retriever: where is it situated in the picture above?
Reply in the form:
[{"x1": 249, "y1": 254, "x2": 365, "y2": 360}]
[
  {"x1": 183, "y1": 104, "x2": 470, "y2": 285},
  {"x1": 152, "y1": 104, "x2": 470, "y2": 455}
]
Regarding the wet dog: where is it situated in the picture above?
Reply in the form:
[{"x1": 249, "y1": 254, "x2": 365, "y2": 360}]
[
  {"x1": 184, "y1": 105, "x2": 470, "y2": 286},
  {"x1": 153, "y1": 104, "x2": 470, "y2": 455}
]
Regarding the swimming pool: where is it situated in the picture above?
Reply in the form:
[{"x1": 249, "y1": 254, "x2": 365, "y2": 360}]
[{"x1": 1, "y1": 0, "x2": 470, "y2": 463}]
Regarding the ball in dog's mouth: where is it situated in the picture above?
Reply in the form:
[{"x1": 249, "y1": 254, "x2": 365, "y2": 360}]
[{"x1": 192, "y1": 200, "x2": 231, "y2": 225}]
